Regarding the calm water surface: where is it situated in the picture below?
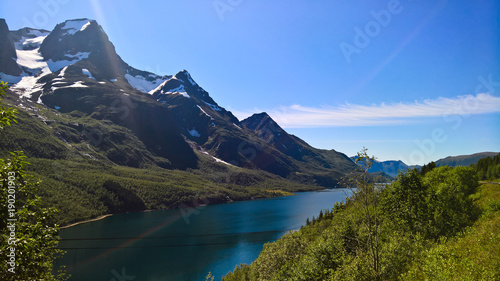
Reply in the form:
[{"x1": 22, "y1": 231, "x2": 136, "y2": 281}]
[{"x1": 57, "y1": 189, "x2": 350, "y2": 281}]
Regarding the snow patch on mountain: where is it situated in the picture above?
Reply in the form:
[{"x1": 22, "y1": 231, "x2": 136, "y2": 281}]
[
  {"x1": 204, "y1": 101, "x2": 222, "y2": 111},
  {"x1": 52, "y1": 81, "x2": 88, "y2": 91},
  {"x1": 197, "y1": 105, "x2": 213, "y2": 119},
  {"x1": 14, "y1": 35, "x2": 49, "y2": 71},
  {"x1": 162, "y1": 85, "x2": 190, "y2": 98},
  {"x1": 82, "y1": 68, "x2": 95, "y2": 80},
  {"x1": 61, "y1": 19, "x2": 91, "y2": 35},
  {"x1": 125, "y1": 73, "x2": 165, "y2": 93},
  {"x1": 59, "y1": 66, "x2": 68, "y2": 77},
  {"x1": 14, "y1": 33, "x2": 48, "y2": 52},
  {"x1": 10, "y1": 30, "x2": 91, "y2": 99},
  {"x1": 184, "y1": 71, "x2": 197, "y2": 86},
  {"x1": 202, "y1": 151, "x2": 234, "y2": 166}
]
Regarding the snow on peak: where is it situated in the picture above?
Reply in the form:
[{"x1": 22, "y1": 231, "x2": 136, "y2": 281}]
[
  {"x1": 10, "y1": 26, "x2": 91, "y2": 100},
  {"x1": 163, "y1": 85, "x2": 190, "y2": 98},
  {"x1": 183, "y1": 70, "x2": 197, "y2": 86},
  {"x1": 173, "y1": 70, "x2": 197, "y2": 86},
  {"x1": 125, "y1": 73, "x2": 166, "y2": 93},
  {"x1": 61, "y1": 19, "x2": 91, "y2": 35},
  {"x1": 27, "y1": 29, "x2": 50, "y2": 37}
]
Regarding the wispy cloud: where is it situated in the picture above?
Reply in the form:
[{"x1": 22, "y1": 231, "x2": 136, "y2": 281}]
[{"x1": 233, "y1": 93, "x2": 500, "y2": 128}]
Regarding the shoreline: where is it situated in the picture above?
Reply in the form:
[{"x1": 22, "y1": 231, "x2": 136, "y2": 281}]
[
  {"x1": 58, "y1": 188, "x2": 332, "y2": 229},
  {"x1": 60, "y1": 214, "x2": 114, "y2": 229}
]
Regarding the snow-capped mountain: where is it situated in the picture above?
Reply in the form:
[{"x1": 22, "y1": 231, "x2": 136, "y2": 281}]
[{"x1": 0, "y1": 18, "x2": 358, "y2": 186}]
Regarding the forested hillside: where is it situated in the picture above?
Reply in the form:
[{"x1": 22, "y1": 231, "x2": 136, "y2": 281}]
[
  {"x1": 222, "y1": 153, "x2": 500, "y2": 280},
  {"x1": 474, "y1": 153, "x2": 500, "y2": 180}
]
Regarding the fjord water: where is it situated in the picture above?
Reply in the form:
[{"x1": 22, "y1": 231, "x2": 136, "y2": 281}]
[{"x1": 58, "y1": 189, "x2": 350, "y2": 281}]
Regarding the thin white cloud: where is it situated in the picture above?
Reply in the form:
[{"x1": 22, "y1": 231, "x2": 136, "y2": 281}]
[{"x1": 233, "y1": 93, "x2": 500, "y2": 128}]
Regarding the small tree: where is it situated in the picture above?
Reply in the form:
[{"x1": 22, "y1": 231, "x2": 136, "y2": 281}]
[
  {"x1": 344, "y1": 147, "x2": 382, "y2": 277},
  {"x1": 0, "y1": 81, "x2": 67, "y2": 280}
]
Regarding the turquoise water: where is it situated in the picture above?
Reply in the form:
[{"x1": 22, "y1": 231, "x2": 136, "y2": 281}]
[{"x1": 57, "y1": 189, "x2": 350, "y2": 281}]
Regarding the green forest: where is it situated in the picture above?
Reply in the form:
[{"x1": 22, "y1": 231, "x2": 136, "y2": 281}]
[{"x1": 222, "y1": 152, "x2": 500, "y2": 280}]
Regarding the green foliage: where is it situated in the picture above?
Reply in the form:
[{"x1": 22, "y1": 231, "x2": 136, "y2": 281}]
[
  {"x1": 423, "y1": 166, "x2": 480, "y2": 238},
  {"x1": 0, "y1": 152, "x2": 67, "y2": 280},
  {"x1": 223, "y1": 150, "x2": 499, "y2": 281},
  {"x1": 0, "y1": 82, "x2": 18, "y2": 129},
  {"x1": 404, "y1": 183, "x2": 500, "y2": 280},
  {"x1": 205, "y1": 272, "x2": 215, "y2": 281},
  {"x1": 382, "y1": 169, "x2": 428, "y2": 235},
  {"x1": 474, "y1": 153, "x2": 500, "y2": 180},
  {"x1": 382, "y1": 166, "x2": 479, "y2": 240},
  {"x1": 420, "y1": 161, "x2": 436, "y2": 176}
]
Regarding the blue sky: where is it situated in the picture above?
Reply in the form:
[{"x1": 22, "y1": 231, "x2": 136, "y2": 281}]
[{"x1": 1, "y1": 0, "x2": 499, "y2": 164}]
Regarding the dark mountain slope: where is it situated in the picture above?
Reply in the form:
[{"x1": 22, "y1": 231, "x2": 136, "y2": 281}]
[{"x1": 0, "y1": 19, "x2": 22, "y2": 76}]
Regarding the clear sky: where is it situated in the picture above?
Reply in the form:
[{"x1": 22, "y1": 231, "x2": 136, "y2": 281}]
[{"x1": 1, "y1": 0, "x2": 499, "y2": 164}]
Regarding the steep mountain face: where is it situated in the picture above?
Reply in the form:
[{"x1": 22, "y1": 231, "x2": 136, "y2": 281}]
[
  {"x1": 0, "y1": 19, "x2": 22, "y2": 76},
  {"x1": 1, "y1": 18, "x2": 358, "y2": 186},
  {"x1": 242, "y1": 112, "x2": 359, "y2": 185}
]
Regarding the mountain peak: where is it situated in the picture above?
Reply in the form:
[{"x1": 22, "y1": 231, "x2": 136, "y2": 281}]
[
  {"x1": 252, "y1": 112, "x2": 271, "y2": 119},
  {"x1": 40, "y1": 18, "x2": 108, "y2": 61},
  {"x1": 242, "y1": 112, "x2": 285, "y2": 139},
  {"x1": 59, "y1": 18, "x2": 94, "y2": 36},
  {"x1": 242, "y1": 112, "x2": 278, "y2": 128},
  {"x1": 174, "y1": 69, "x2": 197, "y2": 86}
]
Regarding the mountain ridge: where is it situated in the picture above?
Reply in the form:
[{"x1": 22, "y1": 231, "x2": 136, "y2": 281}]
[
  {"x1": 351, "y1": 152, "x2": 500, "y2": 178},
  {"x1": 0, "y1": 17, "x2": 358, "y2": 187}
]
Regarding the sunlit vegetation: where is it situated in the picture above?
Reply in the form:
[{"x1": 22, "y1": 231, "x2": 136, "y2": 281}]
[{"x1": 223, "y1": 150, "x2": 500, "y2": 280}]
